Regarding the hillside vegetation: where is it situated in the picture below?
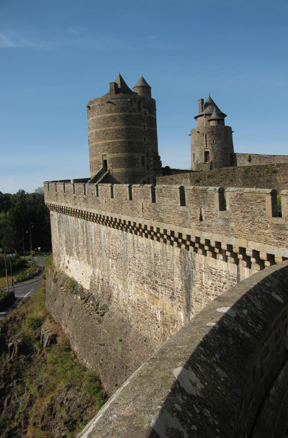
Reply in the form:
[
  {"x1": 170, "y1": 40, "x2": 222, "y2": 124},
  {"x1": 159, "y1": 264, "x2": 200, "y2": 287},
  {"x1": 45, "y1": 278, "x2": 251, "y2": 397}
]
[{"x1": 0, "y1": 256, "x2": 107, "y2": 438}]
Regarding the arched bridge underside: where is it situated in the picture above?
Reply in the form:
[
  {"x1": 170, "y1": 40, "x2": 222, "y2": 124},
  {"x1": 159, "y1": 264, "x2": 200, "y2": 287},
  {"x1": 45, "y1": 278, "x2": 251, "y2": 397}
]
[{"x1": 78, "y1": 261, "x2": 288, "y2": 438}]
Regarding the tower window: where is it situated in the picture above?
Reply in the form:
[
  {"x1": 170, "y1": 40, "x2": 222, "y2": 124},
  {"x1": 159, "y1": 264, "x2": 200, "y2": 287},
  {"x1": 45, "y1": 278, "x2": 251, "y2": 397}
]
[
  {"x1": 144, "y1": 110, "x2": 147, "y2": 116},
  {"x1": 143, "y1": 137, "x2": 146, "y2": 143},
  {"x1": 143, "y1": 124, "x2": 146, "y2": 130},
  {"x1": 138, "y1": 101, "x2": 141, "y2": 111},
  {"x1": 204, "y1": 151, "x2": 210, "y2": 163},
  {"x1": 141, "y1": 156, "x2": 145, "y2": 166}
]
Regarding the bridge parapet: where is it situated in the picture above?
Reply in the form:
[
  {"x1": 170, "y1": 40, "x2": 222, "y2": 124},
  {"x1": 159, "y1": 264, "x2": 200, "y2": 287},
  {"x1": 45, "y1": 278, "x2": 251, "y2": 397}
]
[{"x1": 77, "y1": 261, "x2": 288, "y2": 438}]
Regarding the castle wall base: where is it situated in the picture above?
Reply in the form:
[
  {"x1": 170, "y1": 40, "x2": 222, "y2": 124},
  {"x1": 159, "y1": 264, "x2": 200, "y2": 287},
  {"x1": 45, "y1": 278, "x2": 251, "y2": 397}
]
[{"x1": 45, "y1": 271, "x2": 155, "y2": 396}]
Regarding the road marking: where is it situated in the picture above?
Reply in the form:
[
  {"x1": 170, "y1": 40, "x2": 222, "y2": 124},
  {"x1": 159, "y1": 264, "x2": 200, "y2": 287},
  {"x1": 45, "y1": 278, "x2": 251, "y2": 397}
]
[{"x1": 24, "y1": 289, "x2": 34, "y2": 298}]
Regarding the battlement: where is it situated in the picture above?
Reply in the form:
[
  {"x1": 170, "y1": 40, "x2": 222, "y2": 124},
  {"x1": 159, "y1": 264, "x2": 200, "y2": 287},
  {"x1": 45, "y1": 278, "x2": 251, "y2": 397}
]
[{"x1": 45, "y1": 181, "x2": 288, "y2": 267}]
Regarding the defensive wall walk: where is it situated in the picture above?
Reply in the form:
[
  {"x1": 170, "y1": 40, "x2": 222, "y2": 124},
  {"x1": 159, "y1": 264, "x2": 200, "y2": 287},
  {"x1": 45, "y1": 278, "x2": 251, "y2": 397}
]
[{"x1": 45, "y1": 181, "x2": 288, "y2": 270}]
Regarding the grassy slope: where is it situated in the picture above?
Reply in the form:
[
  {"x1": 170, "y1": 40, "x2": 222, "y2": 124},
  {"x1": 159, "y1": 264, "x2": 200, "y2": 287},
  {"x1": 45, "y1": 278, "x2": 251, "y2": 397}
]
[{"x1": 0, "y1": 255, "x2": 107, "y2": 438}]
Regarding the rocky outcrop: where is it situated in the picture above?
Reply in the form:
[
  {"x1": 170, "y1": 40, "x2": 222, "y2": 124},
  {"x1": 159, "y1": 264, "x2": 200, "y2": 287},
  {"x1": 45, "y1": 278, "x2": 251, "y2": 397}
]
[{"x1": 0, "y1": 293, "x2": 106, "y2": 438}]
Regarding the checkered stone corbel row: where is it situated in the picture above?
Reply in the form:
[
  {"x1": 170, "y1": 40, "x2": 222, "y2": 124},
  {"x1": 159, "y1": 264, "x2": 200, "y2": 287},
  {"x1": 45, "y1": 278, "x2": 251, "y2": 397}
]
[{"x1": 47, "y1": 203, "x2": 287, "y2": 271}]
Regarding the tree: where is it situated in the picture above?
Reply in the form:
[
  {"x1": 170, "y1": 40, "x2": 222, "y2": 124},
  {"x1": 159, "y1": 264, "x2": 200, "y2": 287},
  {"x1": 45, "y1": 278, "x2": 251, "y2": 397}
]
[{"x1": 0, "y1": 189, "x2": 51, "y2": 253}]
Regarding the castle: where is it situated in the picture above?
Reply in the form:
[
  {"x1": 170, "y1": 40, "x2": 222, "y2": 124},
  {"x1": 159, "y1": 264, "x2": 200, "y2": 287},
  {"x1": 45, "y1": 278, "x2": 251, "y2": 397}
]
[{"x1": 44, "y1": 74, "x2": 288, "y2": 437}]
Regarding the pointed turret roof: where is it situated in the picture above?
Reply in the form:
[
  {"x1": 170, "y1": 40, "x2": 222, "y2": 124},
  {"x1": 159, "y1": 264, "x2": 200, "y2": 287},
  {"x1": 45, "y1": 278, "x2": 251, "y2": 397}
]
[
  {"x1": 114, "y1": 72, "x2": 133, "y2": 94},
  {"x1": 195, "y1": 94, "x2": 226, "y2": 119},
  {"x1": 208, "y1": 106, "x2": 224, "y2": 121},
  {"x1": 134, "y1": 75, "x2": 151, "y2": 88}
]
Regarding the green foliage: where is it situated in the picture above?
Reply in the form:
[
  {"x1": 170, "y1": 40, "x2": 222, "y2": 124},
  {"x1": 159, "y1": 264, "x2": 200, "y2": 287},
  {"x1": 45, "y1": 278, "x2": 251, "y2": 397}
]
[
  {"x1": 193, "y1": 177, "x2": 200, "y2": 184},
  {"x1": 277, "y1": 195, "x2": 282, "y2": 217},
  {"x1": 68, "y1": 279, "x2": 75, "y2": 289},
  {"x1": 44, "y1": 254, "x2": 53, "y2": 269},
  {"x1": 0, "y1": 255, "x2": 26, "y2": 277},
  {"x1": 162, "y1": 166, "x2": 171, "y2": 176},
  {"x1": 84, "y1": 372, "x2": 107, "y2": 410},
  {"x1": 14, "y1": 260, "x2": 40, "y2": 283},
  {"x1": 27, "y1": 316, "x2": 45, "y2": 330},
  {"x1": 247, "y1": 155, "x2": 252, "y2": 162},
  {"x1": 0, "y1": 290, "x2": 10, "y2": 301},
  {"x1": 0, "y1": 189, "x2": 51, "y2": 254}
]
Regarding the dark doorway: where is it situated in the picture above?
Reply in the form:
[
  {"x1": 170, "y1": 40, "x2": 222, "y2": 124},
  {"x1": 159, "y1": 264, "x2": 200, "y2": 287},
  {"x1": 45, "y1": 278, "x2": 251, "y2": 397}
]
[{"x1": 103, "y1": 159, "x2": 107, "y2": 171}]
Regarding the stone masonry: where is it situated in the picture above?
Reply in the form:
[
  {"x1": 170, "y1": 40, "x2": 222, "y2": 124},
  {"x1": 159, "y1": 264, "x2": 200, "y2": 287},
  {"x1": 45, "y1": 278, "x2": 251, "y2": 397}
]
[
  {"x1": 44, "y1": 181, "x2": 288, "y2": 356},
  {"x1": 87, "y1": 73, "x2": 161, "y2": 184}
]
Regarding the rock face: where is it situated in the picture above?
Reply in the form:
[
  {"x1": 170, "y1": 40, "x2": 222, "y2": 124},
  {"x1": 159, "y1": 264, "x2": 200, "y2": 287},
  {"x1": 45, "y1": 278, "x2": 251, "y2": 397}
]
[{"x1": 0, "y1": 293, "x2": 106, "y2": 438}]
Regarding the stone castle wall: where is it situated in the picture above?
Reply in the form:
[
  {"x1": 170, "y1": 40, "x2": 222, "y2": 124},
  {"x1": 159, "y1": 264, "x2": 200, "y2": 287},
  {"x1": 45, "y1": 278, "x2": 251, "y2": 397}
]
[
  {"x1": 157, "y1": 163, "x2": 288, "y2": 191},
  {"x1": 78, "y1": 260, "x2": 288, "y2": 438},
  {"x1": 45, "y1": 181, "x2": 288, "y2": 350},
  {"x1": 235, "y1": 152, "x2": 288, "y2": 167}
]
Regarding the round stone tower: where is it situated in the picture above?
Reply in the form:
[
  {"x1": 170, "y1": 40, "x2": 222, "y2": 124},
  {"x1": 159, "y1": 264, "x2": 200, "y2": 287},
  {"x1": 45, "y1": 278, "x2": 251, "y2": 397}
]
[
  {"x1": 87, "y1": 73, "x2": 162, "y2": 184},
  {"x1": 190, "y1": 95, "x2": 235, "y2": 170}
]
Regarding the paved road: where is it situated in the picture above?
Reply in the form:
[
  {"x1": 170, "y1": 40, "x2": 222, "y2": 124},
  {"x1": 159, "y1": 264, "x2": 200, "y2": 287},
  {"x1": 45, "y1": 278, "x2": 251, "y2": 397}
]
[
  {"x1": 13, "y1": 256, "x2": 46, "y2": 299},
  {"x1": 0, "y1": 256, "x2": 47, "y2": 321}
]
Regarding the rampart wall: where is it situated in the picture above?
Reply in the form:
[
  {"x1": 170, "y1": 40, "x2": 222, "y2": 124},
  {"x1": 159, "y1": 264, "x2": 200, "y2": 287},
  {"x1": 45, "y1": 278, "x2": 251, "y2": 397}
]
[
  {"x1": 45, "y1": 181, "x2": 288, "y2": 357},
  {"x1": 157, "y1": 163, "x2": 288, "y2": 191},
  {"x1": 77, "y1": 260, "x2": 288, "y2": 438},
  {"x1": 236, "y1": 152, "x2": 288, "y2": 167},
  {"x1": 45, "y1": 181, "x2": 288, "y2": 262}
]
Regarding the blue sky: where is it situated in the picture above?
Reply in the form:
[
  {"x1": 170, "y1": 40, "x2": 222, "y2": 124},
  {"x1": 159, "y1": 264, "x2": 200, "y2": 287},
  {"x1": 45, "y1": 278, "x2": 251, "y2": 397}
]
[{"x1": 0, "y1": 0, "x2": 287, "y2": 194}]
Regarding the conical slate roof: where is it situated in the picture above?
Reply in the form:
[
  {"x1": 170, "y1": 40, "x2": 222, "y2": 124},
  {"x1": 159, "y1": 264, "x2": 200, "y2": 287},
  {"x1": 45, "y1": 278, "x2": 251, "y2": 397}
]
[
  {"x1": 195, "y1": 94, "x2": 226, "y2": 119},
  {"x1": 208, "y1": 106, "x2": 224, "y2": 121},
  {"x1": 114, "y1": 72, "x2": 133, "y2": 94},
  {"x1": 134, "y1": 75, "x2": 151, "y2": 88}
]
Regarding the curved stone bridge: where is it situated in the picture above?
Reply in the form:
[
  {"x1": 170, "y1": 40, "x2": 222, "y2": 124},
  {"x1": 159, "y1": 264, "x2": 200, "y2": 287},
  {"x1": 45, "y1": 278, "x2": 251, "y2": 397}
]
[{"x1": 78, "y1": 260, "x2": 288, "y2": 438}]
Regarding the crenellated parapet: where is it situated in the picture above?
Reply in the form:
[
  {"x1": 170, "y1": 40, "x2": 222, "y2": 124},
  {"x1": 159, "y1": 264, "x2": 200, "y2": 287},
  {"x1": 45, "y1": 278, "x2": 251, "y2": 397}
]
[{"x1": 45, "y1": 181, "x2": 288, "y2": 270}]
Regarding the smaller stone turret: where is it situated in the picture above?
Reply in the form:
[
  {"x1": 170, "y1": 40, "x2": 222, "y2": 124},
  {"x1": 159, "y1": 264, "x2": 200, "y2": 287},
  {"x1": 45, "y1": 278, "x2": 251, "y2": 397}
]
[
  {"x1": 133, "y1": 75, "x2": 152, "y2": 97},
  {"x1": 191, "y1": 95, "x2": 234, "y2": 170}
]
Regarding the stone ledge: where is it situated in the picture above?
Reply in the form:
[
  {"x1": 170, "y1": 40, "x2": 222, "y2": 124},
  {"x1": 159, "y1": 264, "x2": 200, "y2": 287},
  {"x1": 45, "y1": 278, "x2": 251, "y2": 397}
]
[{"x1": 77, "y1": 261, "x2": 288, "y2": 438}]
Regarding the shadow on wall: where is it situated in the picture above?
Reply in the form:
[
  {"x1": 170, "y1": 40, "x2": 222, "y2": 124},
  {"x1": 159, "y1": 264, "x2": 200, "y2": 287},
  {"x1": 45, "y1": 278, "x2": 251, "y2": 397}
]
[{"x1": 77, "y1": 260, "x2": 288, "y2": 438}]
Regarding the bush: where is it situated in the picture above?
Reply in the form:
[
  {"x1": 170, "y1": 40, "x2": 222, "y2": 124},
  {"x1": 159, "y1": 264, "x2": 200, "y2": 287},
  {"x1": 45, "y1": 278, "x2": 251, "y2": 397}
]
[
  {"x1": 15, "y1": 261, "x2": 40, "y2": 284},
  {"x1": 0, "y1": 257, "x2": 26, "y2": 277},
  {"x1": 162, "y1": 166, "x2": 171, "y2": 176}
]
